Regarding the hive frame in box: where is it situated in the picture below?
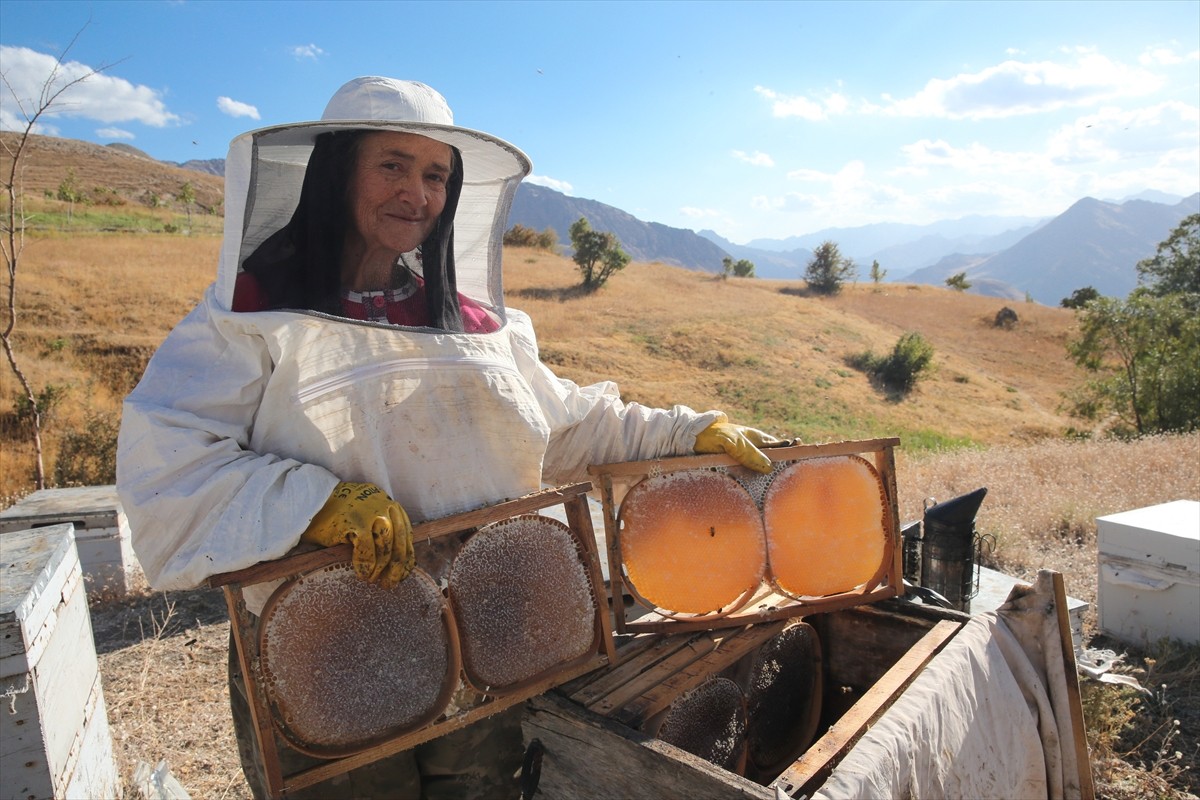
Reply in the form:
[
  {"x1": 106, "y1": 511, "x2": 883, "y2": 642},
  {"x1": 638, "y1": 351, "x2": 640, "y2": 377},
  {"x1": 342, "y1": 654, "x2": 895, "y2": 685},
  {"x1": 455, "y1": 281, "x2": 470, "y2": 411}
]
[
  {"x1": 208, "y1": 482, "x2": 615, "y2": 799},
  {"x1": 588, "y1": 438, "x2": 904, "y2": 635}
]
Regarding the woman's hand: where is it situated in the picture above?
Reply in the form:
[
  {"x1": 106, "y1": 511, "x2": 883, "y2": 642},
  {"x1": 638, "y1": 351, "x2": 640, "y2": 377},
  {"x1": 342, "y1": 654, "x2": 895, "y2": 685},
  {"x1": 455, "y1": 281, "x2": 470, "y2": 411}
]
[
  {"x1": 694, "y1": 418, "x2": 786, "y2": 474},
  {"x1": 301, "y1": 482, "x2": 415, "y2": 588}
]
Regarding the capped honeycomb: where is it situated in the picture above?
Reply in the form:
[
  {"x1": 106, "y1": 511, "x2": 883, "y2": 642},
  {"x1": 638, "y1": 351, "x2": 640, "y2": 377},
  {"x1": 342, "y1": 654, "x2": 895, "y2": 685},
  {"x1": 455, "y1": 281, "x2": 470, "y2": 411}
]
[
  {"x1": 258, "y1": 564, "x2": 457, "y2": 756},
  {"x1": 745, "y1": 621, "x2": 822, "y2": 776},
  {"x1": 618, "y1": 470, "x2": 766, "y2": 614},
  {"x1": 448, "y1": 515, "x2": 598, "y2": 692},
  {"x1": 763, "y1": 455, "x2": 887, "y2": 598},
  {"x1": 655, "y1": 677, "x2": 748, "y2": 773}
]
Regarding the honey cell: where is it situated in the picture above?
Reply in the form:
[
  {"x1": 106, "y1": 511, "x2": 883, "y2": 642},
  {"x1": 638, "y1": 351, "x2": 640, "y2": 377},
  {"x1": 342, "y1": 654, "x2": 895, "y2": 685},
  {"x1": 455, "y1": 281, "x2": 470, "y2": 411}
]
[
  {"x1": 762, "y1": 455, "x2": 888, "y2": 598},
  {"x1": 449, "y1": 515, "x2": 598, "y2": 692},
  {"x1": 655, "y1": 677, "x2": 748, "y2": 773},
  {"x1": 258, "y1": 564, "x2": 456, "y2": 755},
  {"x1": 619, "y1": 470, "x2": 766, "y2": 614}
]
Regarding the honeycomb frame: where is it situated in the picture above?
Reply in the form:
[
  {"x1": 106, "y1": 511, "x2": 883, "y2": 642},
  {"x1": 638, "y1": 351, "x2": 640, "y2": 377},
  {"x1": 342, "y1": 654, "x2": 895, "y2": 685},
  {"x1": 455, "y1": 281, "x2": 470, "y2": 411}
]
[
  {"x1": 588, "y1": 438, "x2": 903, "y2": 635},
  {"x1": 208, "y1": 482, "x2": 613, "y2": 797}
]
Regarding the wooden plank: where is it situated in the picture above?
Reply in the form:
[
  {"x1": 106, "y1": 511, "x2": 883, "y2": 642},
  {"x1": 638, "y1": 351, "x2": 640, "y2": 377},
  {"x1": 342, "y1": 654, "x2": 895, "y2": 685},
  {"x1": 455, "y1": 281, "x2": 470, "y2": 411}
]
[
  {"x1": 208, "y1": 483, "x2": 593, "y2": 588},
  {"x1": 771, "y1": 619, "x2": 962, "y2": 798},
  {"x1": 612, "y1": 622, "x2": 787, "y2": 728},
  {"x1": 524, "y1": 692, "x2": 775, "y2": 800},
  {"x1": 622, "y1": 584, "x2": 899, "y2": 636},
  {"x1": 564, "y1": 493, "x2": 618, "y2": 666},
  {"x1": 556, "y1": 634, "x2": 661, "y2": 698},
  {"x1": 567, "y1": 635, "x2": 696, "y2": 707},
  {"x1": 585, "y1": 633, "x2": 725, "y2": 716},
  {"x1": 587, "y1": 438, "x2": 902, "y2": 480},
  {"x1": 1053, "y1": 572, "x2": 1096, "y2": 800}
]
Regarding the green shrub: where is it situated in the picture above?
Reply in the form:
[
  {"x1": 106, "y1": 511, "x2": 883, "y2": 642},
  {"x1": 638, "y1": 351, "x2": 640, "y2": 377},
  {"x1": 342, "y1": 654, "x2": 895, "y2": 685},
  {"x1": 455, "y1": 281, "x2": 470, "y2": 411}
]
[
  {"x1": 878, "y1": 332, "x2": 935, "y2": 390},
  {"x1": 847, "y1": 332, "x2": 935, "y2": 393},
  {"x1": 54, "y1": 410, "x2": 119, "y2": 487},
  {"x1": 14, "y1": 383, "x2": 69, "y2": 428}
]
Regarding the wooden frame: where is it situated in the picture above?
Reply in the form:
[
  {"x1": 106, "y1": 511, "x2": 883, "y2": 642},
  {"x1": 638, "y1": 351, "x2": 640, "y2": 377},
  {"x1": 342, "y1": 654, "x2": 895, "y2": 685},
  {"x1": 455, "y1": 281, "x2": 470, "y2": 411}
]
[
  {"x1": 588, "y1": 438, "x2": 904, "y2": 635},
  {"x1": 208, "y1": 483, "x2": 615, "y2": 798}
]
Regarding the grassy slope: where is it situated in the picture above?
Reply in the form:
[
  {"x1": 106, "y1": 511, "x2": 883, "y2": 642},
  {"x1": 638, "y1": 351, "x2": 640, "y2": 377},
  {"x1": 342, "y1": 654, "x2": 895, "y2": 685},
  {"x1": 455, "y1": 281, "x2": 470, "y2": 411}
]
[
  {"x1": 505, "y1": 247, "x2": 1084, "y2": 447},
  {"x1": 1, "y1": 235, "x2": 1088, "y2": 500}
]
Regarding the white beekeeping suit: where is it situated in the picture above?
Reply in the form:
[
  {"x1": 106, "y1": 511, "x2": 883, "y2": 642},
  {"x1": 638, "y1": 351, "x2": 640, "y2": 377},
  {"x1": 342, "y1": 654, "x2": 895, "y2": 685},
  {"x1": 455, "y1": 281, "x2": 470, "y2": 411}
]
[{"x1": 116, "y1": 77, "x2": 720, "y2": 605}]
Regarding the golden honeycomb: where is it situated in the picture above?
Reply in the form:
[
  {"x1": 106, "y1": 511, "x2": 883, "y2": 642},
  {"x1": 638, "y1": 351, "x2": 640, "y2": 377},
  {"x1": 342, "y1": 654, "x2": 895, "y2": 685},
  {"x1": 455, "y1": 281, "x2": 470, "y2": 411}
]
[
  {"x1": 618, "y1": 470, "x2": 766, "y2": 614},
  {"x1": 762, "y1": 455, "x2": 888, "y2": 598}
]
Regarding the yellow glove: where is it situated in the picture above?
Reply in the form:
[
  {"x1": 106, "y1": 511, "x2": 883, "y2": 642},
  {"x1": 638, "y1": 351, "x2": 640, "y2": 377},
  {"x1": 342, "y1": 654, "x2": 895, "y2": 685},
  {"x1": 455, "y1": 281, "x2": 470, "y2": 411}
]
[
  {"x1": 301, "y1": 482, "x2": 415, "y2": 589},
  {"x1": 694, "y1": 417, "x2": 784, "y2": 474}
]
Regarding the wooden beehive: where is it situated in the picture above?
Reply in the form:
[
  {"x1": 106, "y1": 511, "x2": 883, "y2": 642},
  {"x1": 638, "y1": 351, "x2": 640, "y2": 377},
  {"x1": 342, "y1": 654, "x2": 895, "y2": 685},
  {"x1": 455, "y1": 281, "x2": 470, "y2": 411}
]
[
  {"x1": 0, "y1": 486, "x2": 141, "y2": 600},
  {"x1": 1, "y1": 524, "x2": 121, "y2": 800},
  {"x1": 208, "y1": 482, "x2": 614, "y2": 798},
  {"x1": 589, "y1": 438, "x2": 904, "y2": 634},
  {"x1": 525, "y1": 600, "x2": 966, "y2": 799}
]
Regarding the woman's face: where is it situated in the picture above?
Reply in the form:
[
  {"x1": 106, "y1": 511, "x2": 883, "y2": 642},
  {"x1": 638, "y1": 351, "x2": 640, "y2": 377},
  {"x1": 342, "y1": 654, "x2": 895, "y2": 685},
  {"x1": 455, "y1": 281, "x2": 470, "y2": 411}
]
[{"x1": 344, "y1": 131, "x2": 453, "y2": 267}]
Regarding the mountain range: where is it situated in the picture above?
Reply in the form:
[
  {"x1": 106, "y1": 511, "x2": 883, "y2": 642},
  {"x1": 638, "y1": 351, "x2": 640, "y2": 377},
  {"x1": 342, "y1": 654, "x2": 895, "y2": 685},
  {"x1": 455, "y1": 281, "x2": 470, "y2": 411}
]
[
  {"x1": 60, "y1": 137, "x2": 1200, "y2": 306},
  {"x1": 509, "y1": 183, "x2": 1198, "y2": 304}
]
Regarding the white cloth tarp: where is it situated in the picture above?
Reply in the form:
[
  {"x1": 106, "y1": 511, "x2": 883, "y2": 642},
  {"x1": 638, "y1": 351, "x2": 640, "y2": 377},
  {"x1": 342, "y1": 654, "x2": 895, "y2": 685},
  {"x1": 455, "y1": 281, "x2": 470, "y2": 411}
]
[{"x1": 813, "y1": 571, "x2": 1088, "y2": 800}]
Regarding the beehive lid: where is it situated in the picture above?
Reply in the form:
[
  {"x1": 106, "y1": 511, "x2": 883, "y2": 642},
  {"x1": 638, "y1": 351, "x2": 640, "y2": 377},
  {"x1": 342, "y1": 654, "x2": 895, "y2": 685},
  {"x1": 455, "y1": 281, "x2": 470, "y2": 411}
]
[
  {"x1": 0, "y1": 524, "x2": 77, "y2": 675},
  {"x1": 0, "y1": 486, "x2": 123, "y2": 533},
  {"x1": 1097, "y1": 500, "x2": 1199, "y2": 574}
]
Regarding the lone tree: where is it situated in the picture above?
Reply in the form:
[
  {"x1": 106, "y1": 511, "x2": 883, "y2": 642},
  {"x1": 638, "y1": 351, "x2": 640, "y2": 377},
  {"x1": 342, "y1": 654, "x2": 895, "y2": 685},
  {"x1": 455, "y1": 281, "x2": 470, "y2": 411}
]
[
  {"x1": 569, "y1": 217, "x2": 630, "y2": 290},
  {"x1": 721, "y1": 256, "x2": 755, "y2": 279},
  {"x1": 1065, "y1": 216, "x2": 1200, "y2": 436},
  {"x1": 804, "y1": 240, "x2": 855, "y2": 295},
  {"x1": 869, "y1": 259, "x2": 886, "y2": 286},
  {"x1": 2, "y1": 28, "x2": 109, "y2": 489},
  {"x1": 945, "y1": 271, "x2": 971, "y2": 292},
  {"x1": 1060, "y1": 286, "x2": 1100, "y2": 309},
  {"x1": 179, "y1": 180, "x2": 196, "y2": 232}
]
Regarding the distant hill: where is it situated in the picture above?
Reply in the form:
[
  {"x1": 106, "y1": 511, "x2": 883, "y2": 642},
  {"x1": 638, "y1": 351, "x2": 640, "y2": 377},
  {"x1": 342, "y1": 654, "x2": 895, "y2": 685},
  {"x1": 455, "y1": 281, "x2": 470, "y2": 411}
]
[
  {"x1": 9, "y1": 132, "x2": 1196, "y2": 304},
  {"x1": 906, "y1": 194, "x2": 1200, "y2": 303},
  {"x1": 510, "y1": 183, "x2": 731, "y2": 271},
  {"x1": 0, "y1": 132, "x2": 224, "y2": 212}
]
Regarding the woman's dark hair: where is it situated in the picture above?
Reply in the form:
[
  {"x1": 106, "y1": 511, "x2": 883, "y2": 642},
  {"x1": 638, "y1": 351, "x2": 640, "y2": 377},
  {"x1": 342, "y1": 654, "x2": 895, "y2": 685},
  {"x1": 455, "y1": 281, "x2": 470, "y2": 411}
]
[{"x1": 241, "y1": 129, "x2": 465, "y2": 330}]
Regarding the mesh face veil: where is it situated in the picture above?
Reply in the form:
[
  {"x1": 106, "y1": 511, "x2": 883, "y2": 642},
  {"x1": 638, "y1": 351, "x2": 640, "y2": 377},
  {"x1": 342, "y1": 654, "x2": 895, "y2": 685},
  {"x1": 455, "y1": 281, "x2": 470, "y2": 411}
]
[{"x1": 215, "y1": 77, "x2": 532, "y2": 329}]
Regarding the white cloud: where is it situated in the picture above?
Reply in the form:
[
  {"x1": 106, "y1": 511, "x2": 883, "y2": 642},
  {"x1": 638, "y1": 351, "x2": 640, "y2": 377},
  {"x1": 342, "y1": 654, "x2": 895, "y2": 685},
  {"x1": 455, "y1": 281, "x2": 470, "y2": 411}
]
[
  {"x1": 882, "y1": 52, "x2": 1163, "y2": 120},
  {"x1": 732, "y1": 150, "x2": 775, "y2": 167},
  {"x1": 290, "y1": 44, "x2": 326, "y2": 61},
  {"x1": 1046, "y1": 101, "x2": 1200, "y2": 165},
  {"x1": 526, "y1": 174, "x2": 573, "y2": 194},
  {"x1": 899, "y1": 138, "x2": 1043, "y2": 174},
  {"x1": 0, "y1": 46, "x2": 181, "y2": 129},
  {"x1": 1139, "y1": 45, "x2": 1200, "y2": 66},
  {"x1": 754, "y1": 85, "x2": 831, "y2": 121},
  {"x1": 96, "y1": 127, "x2": 135, "y2": 140},
  {"x1": 217, "y1": 96, "x2": 261, "y2": 120}
]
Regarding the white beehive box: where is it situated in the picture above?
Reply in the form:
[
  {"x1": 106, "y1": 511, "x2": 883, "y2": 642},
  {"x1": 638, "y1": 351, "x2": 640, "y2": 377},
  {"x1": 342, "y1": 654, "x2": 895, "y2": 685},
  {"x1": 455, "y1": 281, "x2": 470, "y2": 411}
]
[
  {"x1": 1, "y1": 524, "x2": 121, "y2": 800},
  {"x1": 0, "y1": 486, "x2": 141, "y2": 599},
  {"x1": 1097, "y1": 500, "x2": 1199, "y2": 647}
]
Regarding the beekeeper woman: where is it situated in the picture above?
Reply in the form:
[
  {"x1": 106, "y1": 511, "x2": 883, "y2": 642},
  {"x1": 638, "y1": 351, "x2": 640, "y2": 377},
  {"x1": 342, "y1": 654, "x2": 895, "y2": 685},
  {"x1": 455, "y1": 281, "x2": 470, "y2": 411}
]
[{"x1": 117, "y1": 76, "x2": 779, "y2": 798}]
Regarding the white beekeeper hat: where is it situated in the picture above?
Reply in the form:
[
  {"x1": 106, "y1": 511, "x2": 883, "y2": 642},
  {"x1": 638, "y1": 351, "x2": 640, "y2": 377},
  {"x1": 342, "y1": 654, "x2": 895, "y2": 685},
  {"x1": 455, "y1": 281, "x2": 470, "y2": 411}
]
[{"x1": 217, "y1": 77, "x2": 531, "y2": 315}]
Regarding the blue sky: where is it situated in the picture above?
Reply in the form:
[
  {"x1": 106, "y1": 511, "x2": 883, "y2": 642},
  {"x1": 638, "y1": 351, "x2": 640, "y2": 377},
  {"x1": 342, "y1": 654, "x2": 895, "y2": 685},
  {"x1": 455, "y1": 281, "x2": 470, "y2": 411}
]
[{"x1": 2, "y1": 0, "x2": 1197, "y2": 243}]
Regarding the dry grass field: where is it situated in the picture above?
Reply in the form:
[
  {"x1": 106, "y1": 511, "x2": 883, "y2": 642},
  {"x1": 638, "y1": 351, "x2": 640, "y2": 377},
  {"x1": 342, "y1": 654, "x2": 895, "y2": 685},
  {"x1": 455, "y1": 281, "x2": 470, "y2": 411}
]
[{"x1": 2, "y1": 134, "x2": 1197, "y2": 798}]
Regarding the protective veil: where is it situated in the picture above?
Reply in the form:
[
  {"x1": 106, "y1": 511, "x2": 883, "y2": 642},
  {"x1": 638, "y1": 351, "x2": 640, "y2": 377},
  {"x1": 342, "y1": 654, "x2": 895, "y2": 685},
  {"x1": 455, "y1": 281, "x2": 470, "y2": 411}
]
[{"x1": 117, "y1": 77, "x2": 720, "y2": 604}]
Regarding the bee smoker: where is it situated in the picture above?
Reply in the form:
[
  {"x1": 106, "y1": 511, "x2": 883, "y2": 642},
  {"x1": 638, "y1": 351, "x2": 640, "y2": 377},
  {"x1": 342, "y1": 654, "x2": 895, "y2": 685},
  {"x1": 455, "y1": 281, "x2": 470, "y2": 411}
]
[{"x1": 914, "y1": 487, "x2": 988, "y2": 613}]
